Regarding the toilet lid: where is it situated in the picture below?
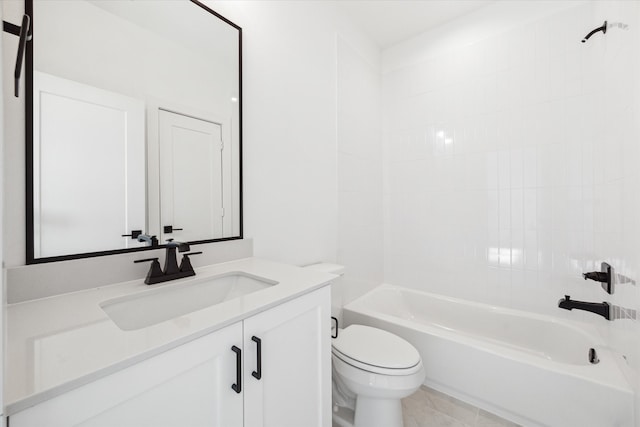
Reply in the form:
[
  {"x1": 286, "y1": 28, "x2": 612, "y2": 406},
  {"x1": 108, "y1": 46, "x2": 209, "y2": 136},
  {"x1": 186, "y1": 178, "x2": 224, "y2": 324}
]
[{"x1": 332, "y1": 325, "x2": 421, "y2": 372}]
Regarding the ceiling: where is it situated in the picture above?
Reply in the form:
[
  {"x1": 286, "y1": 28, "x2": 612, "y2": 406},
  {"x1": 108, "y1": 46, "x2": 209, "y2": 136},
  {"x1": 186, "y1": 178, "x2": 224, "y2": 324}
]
[{"x1": 336, "y1": 0, "x2": 494, "y2": 49}]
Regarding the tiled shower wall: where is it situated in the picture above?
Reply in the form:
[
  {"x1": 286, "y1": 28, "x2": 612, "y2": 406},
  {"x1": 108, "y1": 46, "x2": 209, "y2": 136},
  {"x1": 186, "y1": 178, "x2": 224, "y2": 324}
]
[{"x1": 382, "y1": 0, "x2": 640, "y2": 395}]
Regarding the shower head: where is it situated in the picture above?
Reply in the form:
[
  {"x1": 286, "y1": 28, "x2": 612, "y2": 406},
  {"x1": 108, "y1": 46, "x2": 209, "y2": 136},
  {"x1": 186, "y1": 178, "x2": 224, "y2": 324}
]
[
  {"x1": 582, "y1": 21, "x2": 629, "y2": 43},
  {"x1": 582, "y1": 21, "x2": 607, "y2": 43}
]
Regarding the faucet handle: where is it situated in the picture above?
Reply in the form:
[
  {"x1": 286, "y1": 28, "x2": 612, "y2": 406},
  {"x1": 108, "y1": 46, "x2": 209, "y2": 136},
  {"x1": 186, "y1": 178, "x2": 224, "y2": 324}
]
[
  {"x1": 179, "y1": 252, "x2": 202, "y2": 274},
  {"x1": 134, "y1": 258, "x2": 164, "y2": 285},
  {"x1": 582, "y1": 262, "x2": 613, "y2": 294},
  {"x1": 134, "y1": 257, "x2": 160, "y2": 263},
  {"x1": 583, "y1": 271, "x2": 608, "y2": 282}
]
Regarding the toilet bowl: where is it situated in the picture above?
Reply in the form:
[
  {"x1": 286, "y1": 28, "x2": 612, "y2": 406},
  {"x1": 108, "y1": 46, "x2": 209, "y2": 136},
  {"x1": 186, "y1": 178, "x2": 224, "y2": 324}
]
[
  {"x1": 302, "y1": 263, "x2": 424, "y2": 427},
  {"x1": 331, "y1": 324, "x2": 425, "y2": 427}
]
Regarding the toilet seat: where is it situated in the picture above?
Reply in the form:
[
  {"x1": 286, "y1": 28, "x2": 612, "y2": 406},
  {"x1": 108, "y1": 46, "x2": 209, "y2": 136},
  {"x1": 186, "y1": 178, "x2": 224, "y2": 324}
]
[{"x1": 332, "y1": 325, "x2": 422, "y2": 376}]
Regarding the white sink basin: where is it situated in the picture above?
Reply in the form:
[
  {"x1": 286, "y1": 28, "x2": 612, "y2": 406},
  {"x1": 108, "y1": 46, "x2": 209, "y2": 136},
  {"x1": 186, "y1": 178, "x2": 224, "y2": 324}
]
[{"x1": 100, "y1": 272, "x2": 278, "y2": 331}]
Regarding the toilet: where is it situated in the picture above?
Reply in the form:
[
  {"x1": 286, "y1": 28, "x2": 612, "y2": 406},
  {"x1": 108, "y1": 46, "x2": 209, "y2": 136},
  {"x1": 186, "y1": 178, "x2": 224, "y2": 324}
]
[
  {"x1": 331, "y1": 324, "x2": 425, "y2": 427},
  {"x1": 304, "y1": 263, "x2": 425, "y2": 427}
]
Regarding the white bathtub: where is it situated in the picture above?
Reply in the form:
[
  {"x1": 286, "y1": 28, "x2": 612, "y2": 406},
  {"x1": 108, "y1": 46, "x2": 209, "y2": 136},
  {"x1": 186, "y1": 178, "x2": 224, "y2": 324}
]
[{"x1": 343, "y1": 285, "x2": 633, "y2": 427}]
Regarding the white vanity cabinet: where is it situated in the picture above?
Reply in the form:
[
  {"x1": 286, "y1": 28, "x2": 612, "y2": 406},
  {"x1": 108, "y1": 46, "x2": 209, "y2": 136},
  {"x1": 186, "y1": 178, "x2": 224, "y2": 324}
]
[
  {"x1": 243, "y1": 286, "x2": 331, "y2": 427},
  {"x1": 8, "y1": 323, "x2": 244, "y2": 427},
  {"x1": 8, "y1": 286, "x2": 330, "y2": 427}
]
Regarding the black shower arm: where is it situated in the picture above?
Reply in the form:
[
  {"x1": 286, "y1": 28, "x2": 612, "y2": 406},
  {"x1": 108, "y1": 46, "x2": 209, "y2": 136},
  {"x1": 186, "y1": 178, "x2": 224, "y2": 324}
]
[
  {"x1": 582, "y1": 21, "x2": 607, "y2": 43},
  {"x1": 2, "y1": 14, "x2": 32, "y2": 97}
]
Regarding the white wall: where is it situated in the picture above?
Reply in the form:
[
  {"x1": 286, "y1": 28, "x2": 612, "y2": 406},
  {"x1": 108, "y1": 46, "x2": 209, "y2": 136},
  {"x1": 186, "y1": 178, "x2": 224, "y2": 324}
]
[
  {"x1": 2, "y1": 0, "x2": 24, "y2": 268},
  {"x1": 202, "y1": 1, "x2": 380, "y2": 269},
  {"x1": 209, "y1": 1, "x2": 338, "y2": 266},
  {"x1": 0, "y1": 2, "x2": 5, "y2": 420},
  {"x1": 337, "y1": 35, "x2": 383, "y2": 307},
  {"x1": 382, "y1": 0, "x2": 640, "y2": 414}
]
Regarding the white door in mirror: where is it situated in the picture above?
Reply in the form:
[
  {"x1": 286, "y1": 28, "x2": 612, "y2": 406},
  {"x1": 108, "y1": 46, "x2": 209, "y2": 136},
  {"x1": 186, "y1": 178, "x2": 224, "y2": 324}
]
[
  {"x1": 159, "y1": 109, "x2": 224, "y2": 243},
  {"x1": 33, "y1": 72, "x2": 146, "y2": 258}
]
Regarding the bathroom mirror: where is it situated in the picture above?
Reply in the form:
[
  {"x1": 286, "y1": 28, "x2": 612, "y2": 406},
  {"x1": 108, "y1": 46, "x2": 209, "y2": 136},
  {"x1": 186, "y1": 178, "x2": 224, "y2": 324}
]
[{"x1": 26, "y1": 0, "x2": 242, "y2": 263}]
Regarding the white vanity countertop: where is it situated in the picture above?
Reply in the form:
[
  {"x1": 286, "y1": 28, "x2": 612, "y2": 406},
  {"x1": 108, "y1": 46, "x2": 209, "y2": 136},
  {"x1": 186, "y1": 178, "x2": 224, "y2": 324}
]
[{"x1": 5, "y1": 257, "x2": 336, "y2": 415}]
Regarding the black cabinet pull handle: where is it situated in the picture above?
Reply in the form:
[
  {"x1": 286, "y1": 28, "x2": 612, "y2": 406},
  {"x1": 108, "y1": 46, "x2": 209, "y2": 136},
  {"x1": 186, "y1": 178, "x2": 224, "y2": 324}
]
[
  {"x1": 231, "y1": 345, "x2": 241, "y2": 393},
  {"x1": 251, "y1": 336, "x2": 262, "y2": 380}
]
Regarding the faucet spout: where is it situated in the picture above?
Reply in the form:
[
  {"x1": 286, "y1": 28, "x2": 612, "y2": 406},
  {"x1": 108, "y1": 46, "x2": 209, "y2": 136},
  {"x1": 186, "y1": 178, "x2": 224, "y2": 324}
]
[
  {"x1": 163, "y1": 239, "x2": 191, "y2": 275},
  {"x1": 137, "y1": 234, "x2": 158, "y2": 247},
  {"x1": 163, "y1": 245, "x2": 180, "y2": 275},
  {"x1": 558, "y1": 295, "x2": 610, "y2": 320}
]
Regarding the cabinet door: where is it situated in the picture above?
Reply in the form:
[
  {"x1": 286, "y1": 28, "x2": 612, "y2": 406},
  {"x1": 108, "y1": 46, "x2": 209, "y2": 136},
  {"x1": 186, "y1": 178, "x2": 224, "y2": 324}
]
[
  {"x1": 10, "y1": 323, "x2": 243, "y2": 427},
  {"x1": 243, "y1": 287, "x2": 331, "y2": 427}
]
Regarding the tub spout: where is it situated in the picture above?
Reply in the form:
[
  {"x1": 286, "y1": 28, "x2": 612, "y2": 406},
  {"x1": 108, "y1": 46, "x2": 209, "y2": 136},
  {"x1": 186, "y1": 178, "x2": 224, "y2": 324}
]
[{"x1": 558, "y1": 295, "x2": 610, "y2": 320}]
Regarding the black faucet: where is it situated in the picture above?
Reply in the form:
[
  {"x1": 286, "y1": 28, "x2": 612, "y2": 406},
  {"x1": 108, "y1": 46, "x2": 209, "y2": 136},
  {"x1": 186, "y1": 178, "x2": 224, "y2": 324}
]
[
  {"x1": 558, "y1": 295, "x2": 610, "y2": 320},
  {"x1": 136, "y1": 233, "x2": 159, "y2": 247},
  {"x1": 582, "y1": 262, "x2": 613, "y2": 294},
  {"x1": 134, "y1": 240, "x2": 202, "y2": 285}
]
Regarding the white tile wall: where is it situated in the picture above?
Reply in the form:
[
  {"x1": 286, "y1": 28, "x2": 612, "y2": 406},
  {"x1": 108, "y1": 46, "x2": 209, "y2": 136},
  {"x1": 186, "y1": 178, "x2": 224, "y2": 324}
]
[{"x1": 382, "y1": 0, "x2": 640, "y2": 409}]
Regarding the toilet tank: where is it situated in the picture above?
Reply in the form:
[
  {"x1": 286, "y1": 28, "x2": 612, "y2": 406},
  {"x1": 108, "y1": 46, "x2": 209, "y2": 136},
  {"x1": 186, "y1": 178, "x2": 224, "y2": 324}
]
[{"x1": 303, "y1": 263, "x2": 345, "y2": 323}]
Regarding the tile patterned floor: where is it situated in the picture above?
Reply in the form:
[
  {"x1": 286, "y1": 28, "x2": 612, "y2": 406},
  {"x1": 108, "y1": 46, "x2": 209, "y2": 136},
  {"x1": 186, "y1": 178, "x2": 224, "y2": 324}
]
[{"x1": 401, "y1": 386, "x2": 521, "y2": 427}]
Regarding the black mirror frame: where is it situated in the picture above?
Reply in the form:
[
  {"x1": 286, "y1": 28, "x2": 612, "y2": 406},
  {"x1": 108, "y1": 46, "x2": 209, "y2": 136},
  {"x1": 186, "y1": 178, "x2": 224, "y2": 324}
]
[{"x1": 24, "y1": 0, "x2": 243, "y2": 264}]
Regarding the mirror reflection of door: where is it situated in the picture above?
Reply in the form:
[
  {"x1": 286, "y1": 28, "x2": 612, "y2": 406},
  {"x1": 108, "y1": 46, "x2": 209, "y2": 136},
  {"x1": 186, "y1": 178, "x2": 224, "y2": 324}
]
[
  {"x1": 33, "y1": 72, "x2": 146, "y2": 258},
  {"x1": 27, "y1": 0, "x2": 242, "y2": 262},
  {"x1": 159, "y1": 110, "x2": 224, "y2": 244}
]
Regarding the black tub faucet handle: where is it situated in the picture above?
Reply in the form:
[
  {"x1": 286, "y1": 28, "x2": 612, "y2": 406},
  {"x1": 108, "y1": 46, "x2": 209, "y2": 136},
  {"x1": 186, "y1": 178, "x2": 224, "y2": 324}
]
[
  {"x1": 582, "y1": 262, "x2": 613, "y2": 294},
  {"x1": 583, "y1": 271, "x2": 608, "y2": 282}
]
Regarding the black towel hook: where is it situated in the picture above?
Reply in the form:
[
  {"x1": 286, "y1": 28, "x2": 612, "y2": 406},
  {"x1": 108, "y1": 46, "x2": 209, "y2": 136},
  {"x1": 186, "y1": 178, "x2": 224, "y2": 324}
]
[
  {"x1": 582, "y1": 20, "x2": 607, "y2": 43},
  {"x1": 2, "y1": 14, "x2": 32, "y2": 97}
]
